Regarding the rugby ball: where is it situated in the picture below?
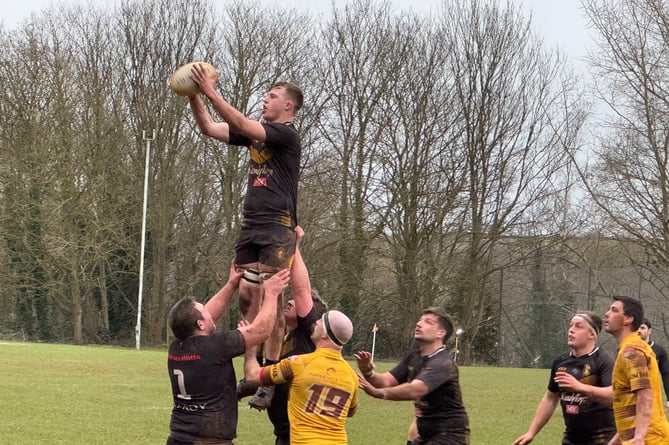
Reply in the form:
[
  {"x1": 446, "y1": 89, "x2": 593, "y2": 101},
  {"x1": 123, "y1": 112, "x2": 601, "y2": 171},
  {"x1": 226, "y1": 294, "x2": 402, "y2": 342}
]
[{"x1": 169, "y1": 62, "x2": 217, "y2": 96}]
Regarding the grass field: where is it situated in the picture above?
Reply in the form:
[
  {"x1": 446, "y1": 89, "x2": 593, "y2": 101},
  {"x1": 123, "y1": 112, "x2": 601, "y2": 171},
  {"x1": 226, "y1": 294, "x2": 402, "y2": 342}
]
[{"x1": 0, "y1": 341, "x2": 565, "y2": 444}]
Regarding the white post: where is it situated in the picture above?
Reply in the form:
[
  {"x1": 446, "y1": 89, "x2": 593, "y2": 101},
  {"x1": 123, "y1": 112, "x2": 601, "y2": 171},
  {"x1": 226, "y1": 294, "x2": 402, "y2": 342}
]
[
  {"x1": 371, "y1": 324, "x2": 378, "y2": 361},
  {"x1": 136, "y1": 129, "x2": 155, "y2": 350},
  {"x1": 454, "y1": 328, "x2": 464, "y2": 363}
]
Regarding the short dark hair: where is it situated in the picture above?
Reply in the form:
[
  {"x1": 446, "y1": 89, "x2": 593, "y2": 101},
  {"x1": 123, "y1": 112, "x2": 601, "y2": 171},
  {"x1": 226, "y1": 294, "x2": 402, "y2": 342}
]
[
  {"x1": 273, "y1": 82, "x2": 304, "y2": 112},
  {"x1": 311, "y1": 288, "x2": 328, "y2": 317},
  {"x1": 168, "y1": 298, "x2": 201, "y2": 340},
  {"x1": 641, "y1": 318, "x2": 651, "y2": 329},
  {"x1": 612, "y1": 296, "x2": 644, "y2": 331},
  {"x1": 421, "y1": 307, "x2": 455, "y2": 343}
]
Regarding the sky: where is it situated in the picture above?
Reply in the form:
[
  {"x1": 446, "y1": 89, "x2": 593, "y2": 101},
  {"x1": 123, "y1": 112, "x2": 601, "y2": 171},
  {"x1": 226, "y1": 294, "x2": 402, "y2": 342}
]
[{"x1": 2, "y1": 0, "x2": 594, "y2": 70}]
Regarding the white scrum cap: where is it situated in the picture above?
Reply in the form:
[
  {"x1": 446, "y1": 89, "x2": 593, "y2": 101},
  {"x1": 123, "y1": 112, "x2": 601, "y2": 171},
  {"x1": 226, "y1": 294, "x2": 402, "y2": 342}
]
[{"x1": 321, "y1": 310, "x2": 353, "y2": 346}]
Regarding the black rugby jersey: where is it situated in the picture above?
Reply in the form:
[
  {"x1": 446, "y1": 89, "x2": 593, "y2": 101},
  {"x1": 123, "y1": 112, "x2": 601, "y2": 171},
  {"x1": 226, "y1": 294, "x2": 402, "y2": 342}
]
[
  {"x1": 390, "y1": 346, "x2": 469, "y2": 440},
  {"x1": 167, "y1": 330, "x2": 245, "y2": 443},
  {"x1": 228, "y1": 122, "x2": 300, "y2": 229},
  {"x1": 547, "y1": 347, "x2": 616, "y2": 444}
]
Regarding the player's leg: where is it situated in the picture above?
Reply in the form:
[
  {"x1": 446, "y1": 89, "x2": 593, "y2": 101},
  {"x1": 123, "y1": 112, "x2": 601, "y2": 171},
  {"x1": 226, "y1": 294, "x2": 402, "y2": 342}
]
[
  {"x1": 235, "y1": 227, "x2": 263, "y2": 322},
  {"x1": 268, "y1": 382, "x2": 291, "y2": 445},
  {"x1": 238, "y1": 271, "x2": 262, "y2": 321},
  {"x1": 248, "y1": 227, "x2": 296, "y2": 410},
  {"x1": 234, "y1": 231, "x2": 266, "y2": 399},
  {"x1": 407, "y1": 418, "x2": 418, "y2": 445},
  {"x1": 416, "y1": 431, "x2": 469, "y2": 445},
  {"x1": 275, "y1": 434, "x2": 289, "y2": 445},
  {"x1": 247, "y1": 266, "x2": 283, "y2": 410}
]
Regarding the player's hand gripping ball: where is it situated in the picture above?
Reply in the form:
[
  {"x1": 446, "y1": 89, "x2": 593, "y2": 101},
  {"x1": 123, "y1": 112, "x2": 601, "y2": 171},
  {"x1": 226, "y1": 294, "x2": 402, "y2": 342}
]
[{"x1": 169, "y1": 62, "x2": 217, "y2": 96}]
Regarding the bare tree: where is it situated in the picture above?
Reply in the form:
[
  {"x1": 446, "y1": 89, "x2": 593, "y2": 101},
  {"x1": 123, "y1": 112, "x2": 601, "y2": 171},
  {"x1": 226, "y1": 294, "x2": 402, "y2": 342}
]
[
  {"x1": 580, "y1": 0, "x2": 669, "y2": 321},
  {"x1": 0, "y1": 26, "x2": 55, "y2": 340},
  {"x1": 441, "y1": 0, "x2": 585, "y2": 363},
  {"x1": 367, "y1": 12, "x2": 468, "y2": 353},
  {"x1": 313, "y1": 0, "x2": 405, "y2": 339},
  {"x1": 116, "y1": 0, "x2": 223, "y2": 344}
]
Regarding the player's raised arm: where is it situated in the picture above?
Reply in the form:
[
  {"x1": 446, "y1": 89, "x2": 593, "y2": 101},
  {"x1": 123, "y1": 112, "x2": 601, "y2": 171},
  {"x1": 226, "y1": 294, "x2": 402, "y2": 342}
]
[
  {"x1": 353, "y1": 350, "x2": 399, "y2": 388},
  {"x1": 238, "y1": 269, "x2": 289, "y2": 348},
  {"x1": 358, "y1": 373, "x2": 428, "y2": 401},
  {"x1": 190, "y1": 63, "x2": 266, "y2": 141},
  {"x1": 292, "y1": 226, "x2": 313, "y2": 318},
  {"x1": 188, "y1": 94, "x2": 230, "y2": 142},
  {"x1": 204, "y1": 262, "x2": 243, "y2": 322}
]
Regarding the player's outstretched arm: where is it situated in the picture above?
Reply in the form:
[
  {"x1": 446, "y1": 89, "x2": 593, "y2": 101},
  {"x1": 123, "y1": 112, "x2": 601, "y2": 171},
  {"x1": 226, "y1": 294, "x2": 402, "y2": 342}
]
[
  {"x1": 239, "y1": 269, "x2": 290, "y2": 348},
  {"x1": 353, "y1": 350, "x2": 399, "y2": 388},
  {"x1": 358, "y1": 375, "x2": 428, "y2": 401},
  {"x1": 512, "y1": 390, "x2": 559, "y2": 445},
  {"x1": 292, "y1": 226, "x2": 312, "y2": 318},
  {"x1": 190, "y1": 63, "x2": 266, "y2": 141},
  {"x1": 188, "y1": 94, "x2": 230, "y2": 142},
  {"x1": 204, "y1": 262, "x2": 243, "y2": 323}
]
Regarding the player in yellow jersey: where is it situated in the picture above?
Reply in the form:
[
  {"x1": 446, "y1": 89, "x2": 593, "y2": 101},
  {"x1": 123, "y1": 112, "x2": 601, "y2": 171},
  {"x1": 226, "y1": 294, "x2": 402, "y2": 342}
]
[
  {"x1": 604, "y1": 296, "x2": 669, "y2": 445},
  {"x1": 243, "y1": 309, "x2": 358, "y2": 445}
]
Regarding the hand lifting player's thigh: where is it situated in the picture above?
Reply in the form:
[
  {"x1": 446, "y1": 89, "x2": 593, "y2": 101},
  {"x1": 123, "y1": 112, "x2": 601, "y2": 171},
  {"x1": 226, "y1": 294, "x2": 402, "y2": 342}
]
[{"x1": 237, "y1": 263, "x2": 282, "y2": 320}]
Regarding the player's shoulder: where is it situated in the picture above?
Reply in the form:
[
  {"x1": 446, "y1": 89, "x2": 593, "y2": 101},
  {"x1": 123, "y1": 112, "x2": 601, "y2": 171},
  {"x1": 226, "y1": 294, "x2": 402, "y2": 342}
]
[
  {"x1": 210, "y1": 328, "x2": 243, "y2": 342},
  {"x1": 424, "y1": 347, "x2": 456, "y2": 370},
  {"x1": 588, "y1": 347, "x2": 614, "y2": 367},
  {"x1": 208, "y1": 329, "x2": 245, "y2": 352},
  {"x1": 621, "y1": 338, "x2": 651, "y2": 361},
  {"x1": 262, "y1": 120, "x2": 298, "y2": 135},
  {"x1": 262, "y1": 121, "x2": 300, "y2": 147},
  {"x1": 652, "y1": 340, "x2": 668, "y2": 355},
  {"x1": 550, "y1": 351, "x2": 573, "y2": 367}
]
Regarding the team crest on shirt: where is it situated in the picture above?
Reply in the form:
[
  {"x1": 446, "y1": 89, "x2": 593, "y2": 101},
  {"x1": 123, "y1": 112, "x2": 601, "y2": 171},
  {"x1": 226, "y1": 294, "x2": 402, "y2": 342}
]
[
  {"x1": 249, "y1": 143, "x2": 273, "y2": 164},
  {"x1": 566, "y1": 404, "x2": 579, "y2": 414},
  {"x1": 583, "y1": 364, "x2": 591, "y2": 377},
  {"x1": 288, "y1": 355, "x2": 299, "y2": 361}
]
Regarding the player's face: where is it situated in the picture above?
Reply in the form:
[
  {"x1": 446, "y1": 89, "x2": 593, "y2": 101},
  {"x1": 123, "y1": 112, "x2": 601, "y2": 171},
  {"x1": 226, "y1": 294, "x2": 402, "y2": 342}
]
[
  {"x1": 637, "y1": 324, "x2": 651, "y2": 341},
  {"x1": 604, "y1": 300, "x2": 626, "y2": 334},
  {"x1": 261, "y1": 86, "x2": 291, "y2": 122},
  {"x1": 283, "y1": 299, "x2": 296, "y2": 323},
  {"x1": 311, "y1": 318, "x2": 324, "y2": 343},
  {"x1": 567, "y1": 317, "x2": 594, "y2": 349},
  {"x1": 414, "y1": 314, "x2": 446, "y2": 344},
  {"x1": 194, "y1": 302, "x2": 215, "y2": 335}
]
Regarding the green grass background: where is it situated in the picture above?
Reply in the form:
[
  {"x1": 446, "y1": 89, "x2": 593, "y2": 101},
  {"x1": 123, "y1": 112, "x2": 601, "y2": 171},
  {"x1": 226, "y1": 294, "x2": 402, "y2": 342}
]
[{"x1": 0, "y1": 341, "x2": 564, "y2": 444}]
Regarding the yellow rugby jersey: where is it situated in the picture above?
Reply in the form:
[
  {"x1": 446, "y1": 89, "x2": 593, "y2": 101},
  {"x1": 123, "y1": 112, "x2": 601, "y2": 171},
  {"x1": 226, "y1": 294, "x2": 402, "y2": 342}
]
[
  {"x1": 612, "y1": 333, "x2": 669, "y2": 444},
  {"x1": 260, "y1": 348, "x2": 358, "y2": 445}
]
